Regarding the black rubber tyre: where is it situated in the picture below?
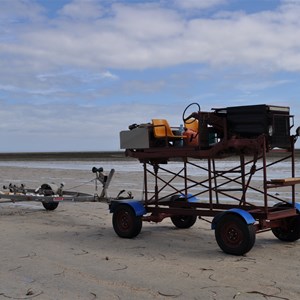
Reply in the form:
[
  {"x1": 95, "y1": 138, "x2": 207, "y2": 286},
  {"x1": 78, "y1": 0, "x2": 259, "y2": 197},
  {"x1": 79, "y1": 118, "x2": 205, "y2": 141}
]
[
  {"x1": 40, "y1": 183, "x2": 59, "y2": 211},
  {"x1": 171, "y1": 214, "x2": 197, "y2": 229},
  {"x1": 272, "y1": 215, "x2": 300, "y2": 242},
  {"x1": 112, "y1": 205, "x2": 142, "y2": 238},
  {"x1": 215, "y1": 214, "x2": 256, "y2": 255},
  {"x1": 271, "y1": 203, "x2": 300, "y2": 242},
  {"x1": 42, "y1": 202, "x2": 59, "y2": 211}
]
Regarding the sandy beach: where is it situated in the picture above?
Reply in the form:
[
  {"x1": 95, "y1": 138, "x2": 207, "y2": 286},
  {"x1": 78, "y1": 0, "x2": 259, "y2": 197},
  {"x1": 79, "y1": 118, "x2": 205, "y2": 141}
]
[{"x1": 1, "y1": 160, "x2": 300, "y2": 300}]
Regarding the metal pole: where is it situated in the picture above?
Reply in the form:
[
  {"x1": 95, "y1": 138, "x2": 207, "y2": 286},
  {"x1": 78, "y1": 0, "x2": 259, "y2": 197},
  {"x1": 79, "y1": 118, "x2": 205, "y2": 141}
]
[
  {"x1": 262, "y1": 138, "x2": 268, "y2": 212},
  {"x1": 240, "y1": 154, "x2": 246, "y2": 206},
  {"x1": 143, "y1": 162, "x2": 148, "y2": 205},
  {"x1": 212, "y1": 158, "x2": 219, "y2": 204},
  {"x1": 184, "y1": 158, "x2": 188, "y2": 200},
  {"x1": 208, "y1": 158, "x2": 213, "y2": 210},
  {"x1": 291, "y1": 136, "x2": 296, "y2": 207},
  {"x1": 154, "y1": 164, "x2": 159, "y2": 207}
]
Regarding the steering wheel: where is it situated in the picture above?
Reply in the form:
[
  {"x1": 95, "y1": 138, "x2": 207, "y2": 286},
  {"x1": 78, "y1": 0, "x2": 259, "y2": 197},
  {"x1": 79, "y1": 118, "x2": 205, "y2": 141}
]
[{"x1": 182, "y1": 103, "x2": 201, "y2": 124}]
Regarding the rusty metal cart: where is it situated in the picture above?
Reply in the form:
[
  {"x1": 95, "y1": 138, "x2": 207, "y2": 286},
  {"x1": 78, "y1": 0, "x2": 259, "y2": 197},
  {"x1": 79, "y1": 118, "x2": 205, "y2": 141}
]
[{"x1": 114, "y1": 103, "x2": 300, "y2": 255}]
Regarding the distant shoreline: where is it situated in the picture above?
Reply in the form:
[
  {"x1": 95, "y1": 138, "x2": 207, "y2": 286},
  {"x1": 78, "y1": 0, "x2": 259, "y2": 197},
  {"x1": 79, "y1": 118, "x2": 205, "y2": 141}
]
[
  {"x1": 0, "y1": 149, "x2": 299, "y2": 161},
  {"x1": 0, "y1": 151, "x2": 128, "y2": 161}
]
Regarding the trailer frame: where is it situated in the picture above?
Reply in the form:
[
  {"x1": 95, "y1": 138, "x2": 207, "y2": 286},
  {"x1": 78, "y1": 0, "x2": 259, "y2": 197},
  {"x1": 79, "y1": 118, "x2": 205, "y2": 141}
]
[{"x1": 0, "y1": 168, "x2": 119, "y2": 210}]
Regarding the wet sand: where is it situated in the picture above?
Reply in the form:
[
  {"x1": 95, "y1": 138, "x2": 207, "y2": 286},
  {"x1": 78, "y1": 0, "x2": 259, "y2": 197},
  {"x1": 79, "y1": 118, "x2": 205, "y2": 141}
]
[{"x1": 1, "y1": 163, "x2": 300, "y2": 299}]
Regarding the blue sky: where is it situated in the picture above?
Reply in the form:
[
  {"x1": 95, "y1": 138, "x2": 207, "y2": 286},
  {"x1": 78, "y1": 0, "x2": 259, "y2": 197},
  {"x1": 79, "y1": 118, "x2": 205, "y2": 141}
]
[{"x1": 1, "y1": 0, "x2": 300, "y2": 152}]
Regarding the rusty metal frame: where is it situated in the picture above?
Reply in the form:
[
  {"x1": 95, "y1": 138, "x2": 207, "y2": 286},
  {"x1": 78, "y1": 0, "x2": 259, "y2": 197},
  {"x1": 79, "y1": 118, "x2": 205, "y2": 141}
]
[{"x1": 126, "y1": 132, "x2": 298, "y2": 232}]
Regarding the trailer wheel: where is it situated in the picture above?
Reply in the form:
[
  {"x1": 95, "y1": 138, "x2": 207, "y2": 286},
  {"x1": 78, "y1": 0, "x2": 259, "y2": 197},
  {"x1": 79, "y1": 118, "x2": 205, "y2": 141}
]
[
  {"x1": 272, "y1": 215, "x2": 300, "y2": 242},
  {"x1": 42, "y1": 202, "x2": 59, "y2": 211},
  {"x1": 40, "y1": 183, "x2": 59, "y2": 211},
  {"x1": 112, "y1": 205, "x2": 142, "y2": 238},
  {"x1": 171, "y1": 214, "x2": 197, "y2": 229},
  {"x1": 215, "y1": 214, "x2": 256, "y2": 255}
]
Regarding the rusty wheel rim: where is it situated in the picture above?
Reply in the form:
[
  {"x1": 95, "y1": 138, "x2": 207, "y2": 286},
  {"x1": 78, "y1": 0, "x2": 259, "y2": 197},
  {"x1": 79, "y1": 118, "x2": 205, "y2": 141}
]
[
  {"x1": 221, "y1": 221, "x2": 243, "y2": 247},
  {"x1": 117, "y1": 211, "x2": 132, "y2": 232}
]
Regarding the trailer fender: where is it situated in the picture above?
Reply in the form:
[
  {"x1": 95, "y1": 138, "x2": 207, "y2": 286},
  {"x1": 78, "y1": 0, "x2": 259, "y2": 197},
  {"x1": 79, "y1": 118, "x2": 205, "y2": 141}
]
[
  {"x1": 186, "y1": 194, "x2": 198, "y2": 203},
  {"x1": 211, "y1": 208, "x2": 255, "y2": 230},
  {"x1": 109, "y1": 200, "x2": 146, "y2": 216}
]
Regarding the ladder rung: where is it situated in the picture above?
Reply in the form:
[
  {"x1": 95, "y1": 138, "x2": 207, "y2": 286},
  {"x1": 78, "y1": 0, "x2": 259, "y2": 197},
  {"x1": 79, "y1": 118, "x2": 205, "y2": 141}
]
[{"x1": 267, "y1": 178, "x2": 300, "y2": 186}]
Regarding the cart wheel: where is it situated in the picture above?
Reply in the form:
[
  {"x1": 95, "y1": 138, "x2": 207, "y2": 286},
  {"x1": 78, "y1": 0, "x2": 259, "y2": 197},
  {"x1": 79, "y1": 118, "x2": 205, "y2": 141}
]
[
  {"x1": 215, "y1": 214, "x2": 256, "y2": 255},
  {"x1": 42, "y1": 201, "x2": 59, "y2": 211},
  {"x1": 171, "y1": 214, "x2": 197, "y2": 229},
  {"x1": 272, "y1": 215, "x2": 300, "y2": 242},
  {"x1": 112, "y1": 205, "x2": 142, "y2": 238}
]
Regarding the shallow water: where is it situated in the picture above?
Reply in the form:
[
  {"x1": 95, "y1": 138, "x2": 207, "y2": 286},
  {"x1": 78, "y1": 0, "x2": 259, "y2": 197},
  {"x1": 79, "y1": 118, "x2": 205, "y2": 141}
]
[
  {"x1": 0, "y1": 160, "x2": 143, "y2": 172},
  {"x1": 0, "y1": 158, "x2": 299, "y2": 178}
]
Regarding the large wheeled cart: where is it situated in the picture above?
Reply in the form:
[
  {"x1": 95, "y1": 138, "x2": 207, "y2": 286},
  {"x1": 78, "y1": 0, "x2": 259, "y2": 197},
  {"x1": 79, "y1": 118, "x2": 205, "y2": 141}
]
[{"x1": 115, "y1": 103, "x2": 300, "y2": 255}]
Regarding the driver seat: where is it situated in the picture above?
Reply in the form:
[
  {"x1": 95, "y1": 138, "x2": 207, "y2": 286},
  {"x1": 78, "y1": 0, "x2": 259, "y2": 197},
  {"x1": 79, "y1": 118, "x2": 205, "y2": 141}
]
[
  {"x1": 152, "y1": 119, "x2": 186, "y2": 142},
  {"x1": 185, "y1": 118, "x2": 199, "y2": 132},
  {"x1": 184, "y1": 118, "x2": 199, "y2": 146}
]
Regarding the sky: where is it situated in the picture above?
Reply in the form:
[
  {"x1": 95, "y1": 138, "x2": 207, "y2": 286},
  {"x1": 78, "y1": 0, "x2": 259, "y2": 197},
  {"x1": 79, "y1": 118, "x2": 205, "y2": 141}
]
[{"x1": 1, "y1": 0, "x2": 300, "y2": 152}]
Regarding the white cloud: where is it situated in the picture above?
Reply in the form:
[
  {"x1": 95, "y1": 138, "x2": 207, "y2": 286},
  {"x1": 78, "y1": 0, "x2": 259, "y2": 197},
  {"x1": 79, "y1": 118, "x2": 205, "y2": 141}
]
[
  {"x1": 236, "y1": 79, "x2": 294, "y2": 93},
  {"x1": 173, "y1": 0, "x2": 227, "y2": 10},
  {"x1": 1, "y1": 0, "x2": 299, "y2": 73},
  {"x1": 58, "y1": 0, "x2": 104, "y2": 20},
  {"x1": 110, "y1": 4, "x2": 184, "y2": 40},
  {"x1": 121, "y1": 80, "x2": 166, "y2": 94},
  {"x1": 100, "y1": 71, "x2": 119, "y2": 80},
  {"x1": 0, "y1": 101, "x2": 180, "y2": 152},
  {"x1": 0, "y1": 0, "x2": 45, "y2": 23}
]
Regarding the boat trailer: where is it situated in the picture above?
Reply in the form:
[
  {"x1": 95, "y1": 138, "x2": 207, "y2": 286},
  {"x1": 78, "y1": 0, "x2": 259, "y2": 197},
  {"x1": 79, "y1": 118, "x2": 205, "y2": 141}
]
[{"x1": 0, "y1": 167, "x2": 131, "y2": 210}]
